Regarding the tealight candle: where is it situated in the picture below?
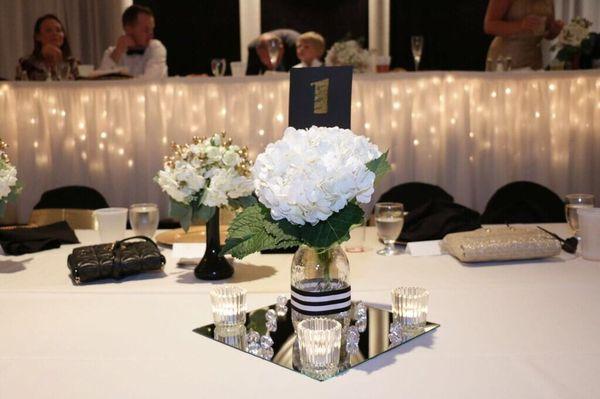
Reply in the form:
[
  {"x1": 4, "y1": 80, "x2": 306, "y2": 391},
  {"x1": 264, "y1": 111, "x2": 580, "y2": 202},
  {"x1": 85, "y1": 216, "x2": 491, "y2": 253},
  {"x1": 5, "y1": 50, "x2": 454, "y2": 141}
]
[
  {"x1": 210, "y1": 285, "x2": 247, "y2": 327},
  {"x1": 391, "y1": 287, "x2": 429, "y2": 334}
]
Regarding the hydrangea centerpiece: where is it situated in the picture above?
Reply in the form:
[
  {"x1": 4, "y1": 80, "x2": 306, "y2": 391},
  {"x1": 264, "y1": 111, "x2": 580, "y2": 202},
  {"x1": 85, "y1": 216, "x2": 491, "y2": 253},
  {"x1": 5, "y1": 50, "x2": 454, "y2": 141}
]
[
  {"x1": 325, "y1": 40, "x2": 371, "y2": 73},
  {"x1": 553, "y1": 17, "x2": 593, "y2": 64},
  {"x1": 155, "y1": 132, "x2": 255, "y2": 231},
  {"x1": 0, "y1": 138, "x2": 20, "y2": 218},
  {"x1": 222, "y1": 126, "x2": 390, "y2": 259}
]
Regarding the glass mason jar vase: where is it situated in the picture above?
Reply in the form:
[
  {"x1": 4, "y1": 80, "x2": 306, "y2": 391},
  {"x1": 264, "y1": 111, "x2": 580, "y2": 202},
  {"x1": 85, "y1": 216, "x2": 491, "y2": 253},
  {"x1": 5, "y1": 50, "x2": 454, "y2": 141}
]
[{"x1": 290, "y1": 245, "x2": 351, "y2": 332}]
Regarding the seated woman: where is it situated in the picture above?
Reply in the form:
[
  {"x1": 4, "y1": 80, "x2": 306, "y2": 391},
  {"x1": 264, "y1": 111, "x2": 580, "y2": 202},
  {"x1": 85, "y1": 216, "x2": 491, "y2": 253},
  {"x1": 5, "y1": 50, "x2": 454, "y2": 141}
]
[
  {"x1": 16, "y1": 14, "x2": 79, "y2": 81},
  {"x1": 293, "y1": 31, "x2": 325, "y2": 68},
  {"x1": 484, "y1": 0, "x2": 563, "y2": 70}
]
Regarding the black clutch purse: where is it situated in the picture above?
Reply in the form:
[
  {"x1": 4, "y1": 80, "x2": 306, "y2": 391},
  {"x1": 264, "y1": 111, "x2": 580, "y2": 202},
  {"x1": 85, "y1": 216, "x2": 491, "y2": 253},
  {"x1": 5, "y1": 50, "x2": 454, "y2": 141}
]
[{"x1": 67, "y1": 236, "x2": 166, "y2": 284}]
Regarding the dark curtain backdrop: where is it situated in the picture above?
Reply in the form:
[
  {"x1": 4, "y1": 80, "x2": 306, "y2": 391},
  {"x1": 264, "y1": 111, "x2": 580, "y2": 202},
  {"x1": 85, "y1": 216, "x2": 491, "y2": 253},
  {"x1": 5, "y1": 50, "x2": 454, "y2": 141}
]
[
  {"x1": 134, "y1": 0, "x2": 240, "y2": 76},
  {"x1": 260, "y1": 0, "x2": 369, "y2": 52},
  {"x1": 390, "y1": 0, "x2": 493, "y2": 71}
]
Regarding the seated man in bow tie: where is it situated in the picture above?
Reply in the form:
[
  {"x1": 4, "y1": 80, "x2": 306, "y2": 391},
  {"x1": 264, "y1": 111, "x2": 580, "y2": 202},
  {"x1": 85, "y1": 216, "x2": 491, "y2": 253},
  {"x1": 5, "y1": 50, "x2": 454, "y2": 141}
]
[{"x1": 99, "y1": 5, "x2": 167, "y2": 78}]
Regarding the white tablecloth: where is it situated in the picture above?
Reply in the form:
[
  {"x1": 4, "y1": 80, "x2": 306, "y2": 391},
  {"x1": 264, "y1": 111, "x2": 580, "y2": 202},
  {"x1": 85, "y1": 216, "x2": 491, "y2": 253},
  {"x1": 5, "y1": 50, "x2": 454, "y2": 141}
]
[
  {"x1": 1, "y1": 225, "x2": 599, "y2": 398},
  {"x1": 1, "y1": 70, "x2": 599, "y2": 223}
]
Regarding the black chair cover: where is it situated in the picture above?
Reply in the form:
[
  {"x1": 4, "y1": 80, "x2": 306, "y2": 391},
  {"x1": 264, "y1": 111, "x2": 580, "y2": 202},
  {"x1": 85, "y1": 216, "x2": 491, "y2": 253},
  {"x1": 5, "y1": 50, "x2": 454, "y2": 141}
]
[
  {"x1": 34, "y1": 186, "x2": 109, "y2": 210},
  {"x1": 377, "y1": 182, "x2": 454, "y2": 212},
  {"x1": 481, "y1": 181, "x2": 566, "y2": 224}
]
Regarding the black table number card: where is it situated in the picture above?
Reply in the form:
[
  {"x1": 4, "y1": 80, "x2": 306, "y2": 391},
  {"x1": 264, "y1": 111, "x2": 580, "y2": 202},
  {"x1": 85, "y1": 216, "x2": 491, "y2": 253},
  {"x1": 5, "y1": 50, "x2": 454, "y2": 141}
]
[{"x1": 289, "y1": 66, "x2": 353, "y2": 129}]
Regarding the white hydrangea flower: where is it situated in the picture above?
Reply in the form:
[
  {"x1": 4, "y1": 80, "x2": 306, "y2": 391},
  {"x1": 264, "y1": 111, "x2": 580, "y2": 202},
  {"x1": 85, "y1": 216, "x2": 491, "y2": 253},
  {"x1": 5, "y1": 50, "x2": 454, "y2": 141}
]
[{"x1": 253, "y1": 126, "x2": 381, "y2": 226}]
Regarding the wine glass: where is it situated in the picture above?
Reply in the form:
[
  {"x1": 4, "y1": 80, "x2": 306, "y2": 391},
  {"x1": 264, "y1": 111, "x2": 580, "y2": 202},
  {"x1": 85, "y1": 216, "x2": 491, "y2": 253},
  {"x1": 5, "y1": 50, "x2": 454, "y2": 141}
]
[
  {"x1": 411, "y1": 36, "x2": 424, "y2": 71},
  {"x1": 375, "y1": 202, "x2": 405, "y2": 256},
  {"x1": 565, "y1": 194, "x2": 594, "y2": 239},
  {"x1": 267, "y1": 39, "x2": 281, "y2": 69},
  {"x1": 211, "y1": 58, "x2": 226, "y2": 77},
  {"x1": 129, "y1": 203, "x2": 159, "y2": 238}
]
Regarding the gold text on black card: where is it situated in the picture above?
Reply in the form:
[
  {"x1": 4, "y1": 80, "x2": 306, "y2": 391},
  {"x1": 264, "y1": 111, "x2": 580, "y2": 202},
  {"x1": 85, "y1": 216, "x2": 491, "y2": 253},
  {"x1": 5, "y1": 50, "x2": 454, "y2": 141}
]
[{"x1": 310, "y1": 78, "x2": 329, "y2": 114}]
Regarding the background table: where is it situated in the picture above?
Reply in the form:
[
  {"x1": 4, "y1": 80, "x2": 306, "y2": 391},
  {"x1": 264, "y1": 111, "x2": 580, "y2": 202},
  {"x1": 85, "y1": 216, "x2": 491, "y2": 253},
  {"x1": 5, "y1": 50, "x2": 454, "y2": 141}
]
[
  {"x1": 1, "y1": 225, "x2": 599, "y2": 398},
  {"x1": 1, "y1": 70, "x2": 599, "y2": 223}
]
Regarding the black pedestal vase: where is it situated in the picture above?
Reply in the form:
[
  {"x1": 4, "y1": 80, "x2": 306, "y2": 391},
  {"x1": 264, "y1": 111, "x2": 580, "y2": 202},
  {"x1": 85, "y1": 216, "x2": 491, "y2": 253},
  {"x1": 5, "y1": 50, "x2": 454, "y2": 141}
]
[{"x1": 194, "y1": 208, "x2": 234, "y2": 280}]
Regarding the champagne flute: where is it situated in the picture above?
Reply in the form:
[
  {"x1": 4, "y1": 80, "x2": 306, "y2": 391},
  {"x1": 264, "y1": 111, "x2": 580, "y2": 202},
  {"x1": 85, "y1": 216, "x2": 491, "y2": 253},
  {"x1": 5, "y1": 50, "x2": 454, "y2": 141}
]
[
  {"x1": 411, "y1": 36, "x2": 424, "y2": 71},
  {"x1": 565, "y1": 194, "x2": 594, "y2": 239},
  {"x1": 129, "y1": 203, "x2": 159, "y2": 238},
  {"x1": 375, "y1": 202, "x2": 404, "y2": 256},
  {"x1": 267, "y1": 38, "x2": 281, "y2": 70},
  {"x1": 211, "y1": 58, "x2": 226, "y2": 77}
]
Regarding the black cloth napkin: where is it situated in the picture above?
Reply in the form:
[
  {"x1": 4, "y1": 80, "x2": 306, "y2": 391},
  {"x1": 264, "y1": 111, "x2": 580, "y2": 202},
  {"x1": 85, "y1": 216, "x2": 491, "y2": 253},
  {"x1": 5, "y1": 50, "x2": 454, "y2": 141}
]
[
  {"x1": 399, "y1": 200, "x2": 481, "y2": 242},
  {"x1": 0, "y1": 221, "x2": 80, "y2": 255}
]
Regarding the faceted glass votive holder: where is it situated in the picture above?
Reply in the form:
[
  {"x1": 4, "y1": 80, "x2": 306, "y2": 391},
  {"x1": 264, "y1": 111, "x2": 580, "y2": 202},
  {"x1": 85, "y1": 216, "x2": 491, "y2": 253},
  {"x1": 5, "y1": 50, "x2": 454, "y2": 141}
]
[
  {"x1": 210, "y1": 285, "x2": 247, "y2": 327},
  {"x1": 391, "y1": 287, "x2": 429, "y2": 333},
  {"x1": 297, "y1": 318, "x2": 341, "y2": 380}
]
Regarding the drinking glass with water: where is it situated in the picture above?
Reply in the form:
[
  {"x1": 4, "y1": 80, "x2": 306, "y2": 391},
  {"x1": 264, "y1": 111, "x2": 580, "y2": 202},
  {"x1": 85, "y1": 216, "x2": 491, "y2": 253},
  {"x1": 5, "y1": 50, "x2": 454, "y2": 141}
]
[
  {"x1": 375, "y1": 202, "x2": 404, "y2": 256},
  {"x1": 129, "y1": 203, "x2": 159, "y2": 238}
]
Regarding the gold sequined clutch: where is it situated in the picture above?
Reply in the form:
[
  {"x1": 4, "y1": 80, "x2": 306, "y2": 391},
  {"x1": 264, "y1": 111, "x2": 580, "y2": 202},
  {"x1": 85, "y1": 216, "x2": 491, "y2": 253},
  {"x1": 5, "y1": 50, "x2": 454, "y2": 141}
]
[{"x1": 442, "y1": 227, "x2": 561, "y2": 262}]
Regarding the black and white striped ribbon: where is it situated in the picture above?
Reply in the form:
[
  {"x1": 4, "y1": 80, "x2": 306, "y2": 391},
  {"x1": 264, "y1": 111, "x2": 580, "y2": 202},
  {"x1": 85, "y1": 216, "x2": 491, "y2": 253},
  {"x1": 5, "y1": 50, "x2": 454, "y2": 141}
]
[{"x1": 290, "y1": 283, "x2": 351, "y2": 316}]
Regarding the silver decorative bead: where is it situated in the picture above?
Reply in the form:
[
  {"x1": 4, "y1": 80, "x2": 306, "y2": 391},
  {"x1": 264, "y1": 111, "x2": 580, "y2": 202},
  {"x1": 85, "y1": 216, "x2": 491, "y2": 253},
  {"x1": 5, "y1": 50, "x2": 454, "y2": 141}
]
[
  {"x1": 260, "y1": 334, "x2": 274, "y2": 349},
  {"x1": 247, "y1": 342, "x2": 261, "y2": 355},
  {"x1": 276, "y1": 295, "x2": 288, "y2": 316},
  {"x1": 266, "y1": 320, "x2": 277, "y2": 332},
  {"x1": 265, "y1": 309, "x2": 277, "y2": 322},
  {"x1": 261, "y1": 346, "x2": 274, "y2": 360},
  {"x1": 346, "y1": 325, "x2": 360, "y2": 345},
  {"x1": 247, "y1": 329, "x2": 260, "y2": 344},
  {"x1": 356, "y1": 318, "x2": 367, "y2": 333}
]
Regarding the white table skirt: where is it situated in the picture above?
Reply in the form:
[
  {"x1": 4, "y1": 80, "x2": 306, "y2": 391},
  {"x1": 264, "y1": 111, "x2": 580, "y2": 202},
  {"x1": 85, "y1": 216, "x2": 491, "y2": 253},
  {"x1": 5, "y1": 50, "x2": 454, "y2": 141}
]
[
  {"x1": 1, "y1": 70, "x2": 600, "y2": 223},
  {"x1": 1, "y1": 225, "x2": 599, "y2": 398}
]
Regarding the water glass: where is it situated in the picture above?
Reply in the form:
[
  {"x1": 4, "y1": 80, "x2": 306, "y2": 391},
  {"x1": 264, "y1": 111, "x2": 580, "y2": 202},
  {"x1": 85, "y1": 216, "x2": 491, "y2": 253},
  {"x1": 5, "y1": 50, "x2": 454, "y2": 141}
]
[
  {"x1": 411, "y1": 36, "x2": 424, "y2": 71},
  {"x1": 129, "y1": 203, "x2": 159, "y2": 238},
  {"x1": 211, "y1": 58, "x2": 226, "y2": 77},
  {"x1": 267, "y1": 38, "x2": 281, "y2": 68},
  {"x1": 297, "y1": 318, "x2": 341, "y2": 380},
  {"x1": 210, "y1": 285, "x2": 247, "y2": 327},
  {"x1": 391, "y1": 287, "x2": 429, "y2": 334},
  {"x1": 565, "y1": 194, "x2": 594, "y2": 238},
  {"x1": 93, "y1": 208, "x2": 127, "y2": 243},
  {"x1": 375, "y1": 202, "x2": 404, "y2": 256},
  {"x1": 230, "y1": 61, "x2": 246, "y2": 77},
  {"x1": 577, "y1": 207, "x2": 600, "y2": 261}
]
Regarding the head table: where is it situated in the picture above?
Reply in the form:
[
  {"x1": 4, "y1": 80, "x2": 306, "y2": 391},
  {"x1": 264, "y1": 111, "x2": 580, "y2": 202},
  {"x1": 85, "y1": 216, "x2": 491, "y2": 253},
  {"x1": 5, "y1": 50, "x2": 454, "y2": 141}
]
[
  {"x1": 1, "y1": 70, "x2": 599, "y2": 223},
  {"x1": 0, "y1": 224, "x2": 599, "y2": 398}
]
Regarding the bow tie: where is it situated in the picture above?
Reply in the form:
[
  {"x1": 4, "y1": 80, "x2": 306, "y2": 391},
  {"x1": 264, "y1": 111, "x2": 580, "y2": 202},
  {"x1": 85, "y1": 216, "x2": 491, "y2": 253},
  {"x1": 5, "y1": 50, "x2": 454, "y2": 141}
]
[{"x1": 126, "y1": 48, "x2": 146, "y2": 56}]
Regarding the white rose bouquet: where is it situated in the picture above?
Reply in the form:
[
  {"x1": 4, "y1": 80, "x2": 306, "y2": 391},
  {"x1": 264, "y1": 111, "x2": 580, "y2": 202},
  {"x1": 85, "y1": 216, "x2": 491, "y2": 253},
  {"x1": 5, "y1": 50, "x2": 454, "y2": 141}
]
[
  {"x1": 554, "y1": 17, "x2": 593, "y2": 63},
  {"x1": 0, "y1": 138, "x2": 20, "y2": 218},
  {"x1": 325, "y1": 40, "x2": 370, "y2": 73},
  {"x1": 222, "y1": 126, "x2": 390, "y2": 259},
  {"x1": 155, "y1": 132, "x2": 255, "y2": 231}
]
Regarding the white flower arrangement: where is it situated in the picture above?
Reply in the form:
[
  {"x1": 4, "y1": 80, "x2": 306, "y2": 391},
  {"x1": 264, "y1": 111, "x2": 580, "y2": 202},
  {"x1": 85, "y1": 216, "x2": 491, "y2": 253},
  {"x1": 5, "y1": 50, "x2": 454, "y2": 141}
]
[
  {"x1": 325, "y1": 40, "x2": 370, "y2": 73},
  {"x1": 554, "y1": 17, "x2": 593, "y2": 63},
  {"x1": 558, "y1": 17, "x2": 592, "y2": 47},
  {"x1": 253, "y1": 126, "x2": 381, "y2": 225},
  {"x1": 222, "y1": 126, "x2": 390, "y2": 258},
  {"x1": 155, "y1": 132, "x2": 254, "y2": 230},
  {"x1": 0, "y1": 138, "x2": 20, "y2": 217}
]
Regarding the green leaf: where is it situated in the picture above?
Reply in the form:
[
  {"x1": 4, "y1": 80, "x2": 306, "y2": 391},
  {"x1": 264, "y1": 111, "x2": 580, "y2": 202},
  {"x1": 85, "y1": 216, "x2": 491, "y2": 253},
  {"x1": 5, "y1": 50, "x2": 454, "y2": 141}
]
[
  {"x1": 221, "y1": 203, "x2": 302, "y2": 258},
  {"x1": 228, "y1": 195, "x2": 257, "y2": 209},
  {"x1": 299, "y1": 202, "x2": 364, "y2": 249},
  {"x1": 192, "y1": 205, "x2": 215, "y2": 225},
  {"x1": 169, "y1": 199, "x2": 193, "y2": 232},
  {"x1": 366, "y1": 151, "x2": 392, "y2": 183}
]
